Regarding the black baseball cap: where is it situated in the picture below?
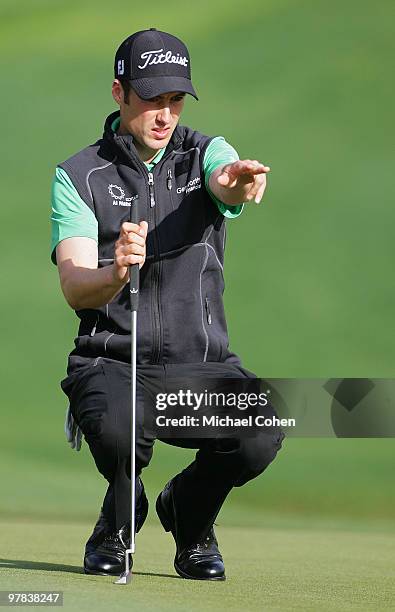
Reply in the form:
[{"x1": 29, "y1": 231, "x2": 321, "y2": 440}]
[{"x1": 114, "y1": 28, "x2": 198, "y2": 100}]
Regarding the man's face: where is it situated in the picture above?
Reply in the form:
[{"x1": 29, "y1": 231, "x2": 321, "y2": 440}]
[{"x1": 112, "y1": 80, "x2": 185, "y2": 161}]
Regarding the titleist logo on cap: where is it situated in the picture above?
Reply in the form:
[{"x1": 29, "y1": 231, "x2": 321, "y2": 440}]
[{"x1": 138, "y1": 48, "x2": 189, "y2": 70}]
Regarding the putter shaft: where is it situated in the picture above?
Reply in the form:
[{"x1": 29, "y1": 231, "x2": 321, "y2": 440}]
[{"x1": 115, "y1": 304, "x2": 138, "y2": 585}]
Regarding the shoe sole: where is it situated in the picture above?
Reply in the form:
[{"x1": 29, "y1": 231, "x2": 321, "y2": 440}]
[
  {"x1": 174, "y1": 560, "x2": 226, "y2": 581},
  {"x1": 156, "y1": 493, "x2": 226, "y2": 581},
  {"x1": 84, "y1": 567, "x2": 124, "y2": 576}
]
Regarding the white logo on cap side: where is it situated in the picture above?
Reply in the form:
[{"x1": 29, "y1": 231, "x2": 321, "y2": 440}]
[
  {"x1": 138, "y1": 49, "x2": 189, "y2": 70},
  {"x1": 118, "y1": 60, "x2": 124, "y2": 75}
]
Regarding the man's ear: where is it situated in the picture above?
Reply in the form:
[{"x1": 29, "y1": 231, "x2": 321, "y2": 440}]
[{"x1": 112, "y1": 79, "x2": 123, "y2": 106}]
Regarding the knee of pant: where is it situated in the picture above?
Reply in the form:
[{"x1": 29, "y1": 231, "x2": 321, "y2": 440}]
[
  {"x1": 93, "y1": 422, "x2": 120, "y2": 456},
  {"x1": 91, "y1": 418, "x2": 153, "y2": 470},
  {"x1": 125, "y1": 445, "x2": 154, "y2": 478},
  {"x1": 233, "y1": 430, "x2": 285, "y2": 487}
]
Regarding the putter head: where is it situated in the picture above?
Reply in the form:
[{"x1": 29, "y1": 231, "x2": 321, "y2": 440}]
[
  {"x1": 114, "y1": 570, "x2": 132, "y2": 584},
  {"x1": 114, "y1": 550, "x2": 133, "y2": 585}
]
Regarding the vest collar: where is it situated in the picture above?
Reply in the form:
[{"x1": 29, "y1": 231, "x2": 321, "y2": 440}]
[{"x1": 103, "y1": 111, "x2": 184, "y2": 166}]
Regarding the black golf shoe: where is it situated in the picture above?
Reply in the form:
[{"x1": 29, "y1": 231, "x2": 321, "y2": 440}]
[
  {"x1": 84, "y1": 478, "x2": 149, "y2": 576},
  {"x1": 156, "y1": 479, "x2": 226, "y2": 581}
]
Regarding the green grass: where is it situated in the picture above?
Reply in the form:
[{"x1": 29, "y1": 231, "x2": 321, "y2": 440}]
[
  {"x1": 1, "y1": 520, "x2": 394, "y2": 611},
  {"x1": 1, "y1": 438, "x2": 394, "y2": 527}
]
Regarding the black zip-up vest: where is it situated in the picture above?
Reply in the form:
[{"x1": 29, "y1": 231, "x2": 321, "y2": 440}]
[{"x1": 59, "y1": 111, "x2": 241, "y2": 371}]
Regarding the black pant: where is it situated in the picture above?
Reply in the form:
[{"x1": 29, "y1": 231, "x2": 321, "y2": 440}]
[{"x1": 62, "y1": 357, "x2": 285, "y2": 549}]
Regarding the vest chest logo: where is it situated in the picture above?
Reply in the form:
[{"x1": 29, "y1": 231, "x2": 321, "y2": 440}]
[
  {"x1": 176, "y1": 176, "x2": 201, "y2": 195},
  {"x1": 108, "y1": 183, "x2": 138, "y2": 207}
]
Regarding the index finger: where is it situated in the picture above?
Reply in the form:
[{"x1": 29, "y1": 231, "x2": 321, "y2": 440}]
[
  {"x1": 228, "y1": 160, "x2": 270, "y2": 178},
  {"x1": 242, "y1": 161, "x2": 271, "y2": 175}
]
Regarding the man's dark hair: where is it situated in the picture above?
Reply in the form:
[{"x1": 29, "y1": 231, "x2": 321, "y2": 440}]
[{"x1": 119, "y1": 79, "x2": 132, "y2": 104}]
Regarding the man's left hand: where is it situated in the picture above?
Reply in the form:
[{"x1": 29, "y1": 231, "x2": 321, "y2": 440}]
[{"x1": 215, "y1": 160, "x2": 270, "y2": 204}]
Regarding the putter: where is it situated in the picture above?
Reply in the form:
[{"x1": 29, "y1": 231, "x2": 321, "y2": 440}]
[{"x1": 115, "y1": 202, "x2": 140, "y2": 585}]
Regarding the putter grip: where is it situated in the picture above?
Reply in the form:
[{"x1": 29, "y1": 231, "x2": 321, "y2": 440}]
[{"x1": 129, "y1": 202, "x2": 140, "y2": 312}]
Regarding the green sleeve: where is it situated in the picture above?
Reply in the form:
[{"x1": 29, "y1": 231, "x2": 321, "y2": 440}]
[
  {"x1": 50, "y1": 167, "x2": 98, "y2": 265},
  {"x1": 203, "y1": 136, "x2": 244, "y2": 219}
]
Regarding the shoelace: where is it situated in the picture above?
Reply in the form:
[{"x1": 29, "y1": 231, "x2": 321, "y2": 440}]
[
  {"x1": 186, "y1": 542, "x2": 222, "y2": 562},
  {"x1": 187, "y1": 530, "x2": 220, "y2": 555},
  {"x1": 195, "y1": 535, "x2": 212, "y2": 550},
  {"x1": 101, "y1": 533, "x2": 122, "y2": 550},
  {"x1": 101, "y1": 528, "x2": 130, "y2": 551}
]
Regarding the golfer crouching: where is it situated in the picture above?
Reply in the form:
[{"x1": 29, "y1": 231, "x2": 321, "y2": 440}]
[{"x1": 51, "y1": 28, "x2": 285, "y2": 581}]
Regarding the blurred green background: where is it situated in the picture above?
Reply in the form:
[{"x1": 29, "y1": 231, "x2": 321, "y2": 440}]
[{"x1": 0, "y1": 0, "x2": 394, "y2": 604}]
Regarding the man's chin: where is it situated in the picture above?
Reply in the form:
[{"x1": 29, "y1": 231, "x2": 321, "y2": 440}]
[{"x1": 147, "y1": 137, "x2": 171, "y2": 149}]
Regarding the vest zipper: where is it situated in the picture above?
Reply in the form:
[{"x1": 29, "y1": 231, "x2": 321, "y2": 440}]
[
  {"x1": 148, "y1": 172, "x2": 155, "y2": 207},
  {"x1": 147, "y1": 172, "x2": 162, "y2": 363}
]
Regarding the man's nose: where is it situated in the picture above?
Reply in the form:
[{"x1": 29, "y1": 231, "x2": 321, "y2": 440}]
[{"x1": 157, "y1": 106, "x2": 171, "y2": 125}]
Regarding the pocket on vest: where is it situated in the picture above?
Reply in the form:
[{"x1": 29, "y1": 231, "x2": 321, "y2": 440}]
[{"x1": 204, "y1": 294, "x2": 228, "y2": 362}]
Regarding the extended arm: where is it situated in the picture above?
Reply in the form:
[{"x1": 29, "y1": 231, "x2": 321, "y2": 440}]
[{"x1": 208, "y1": 160, "x2": 270, "y2": 205}]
